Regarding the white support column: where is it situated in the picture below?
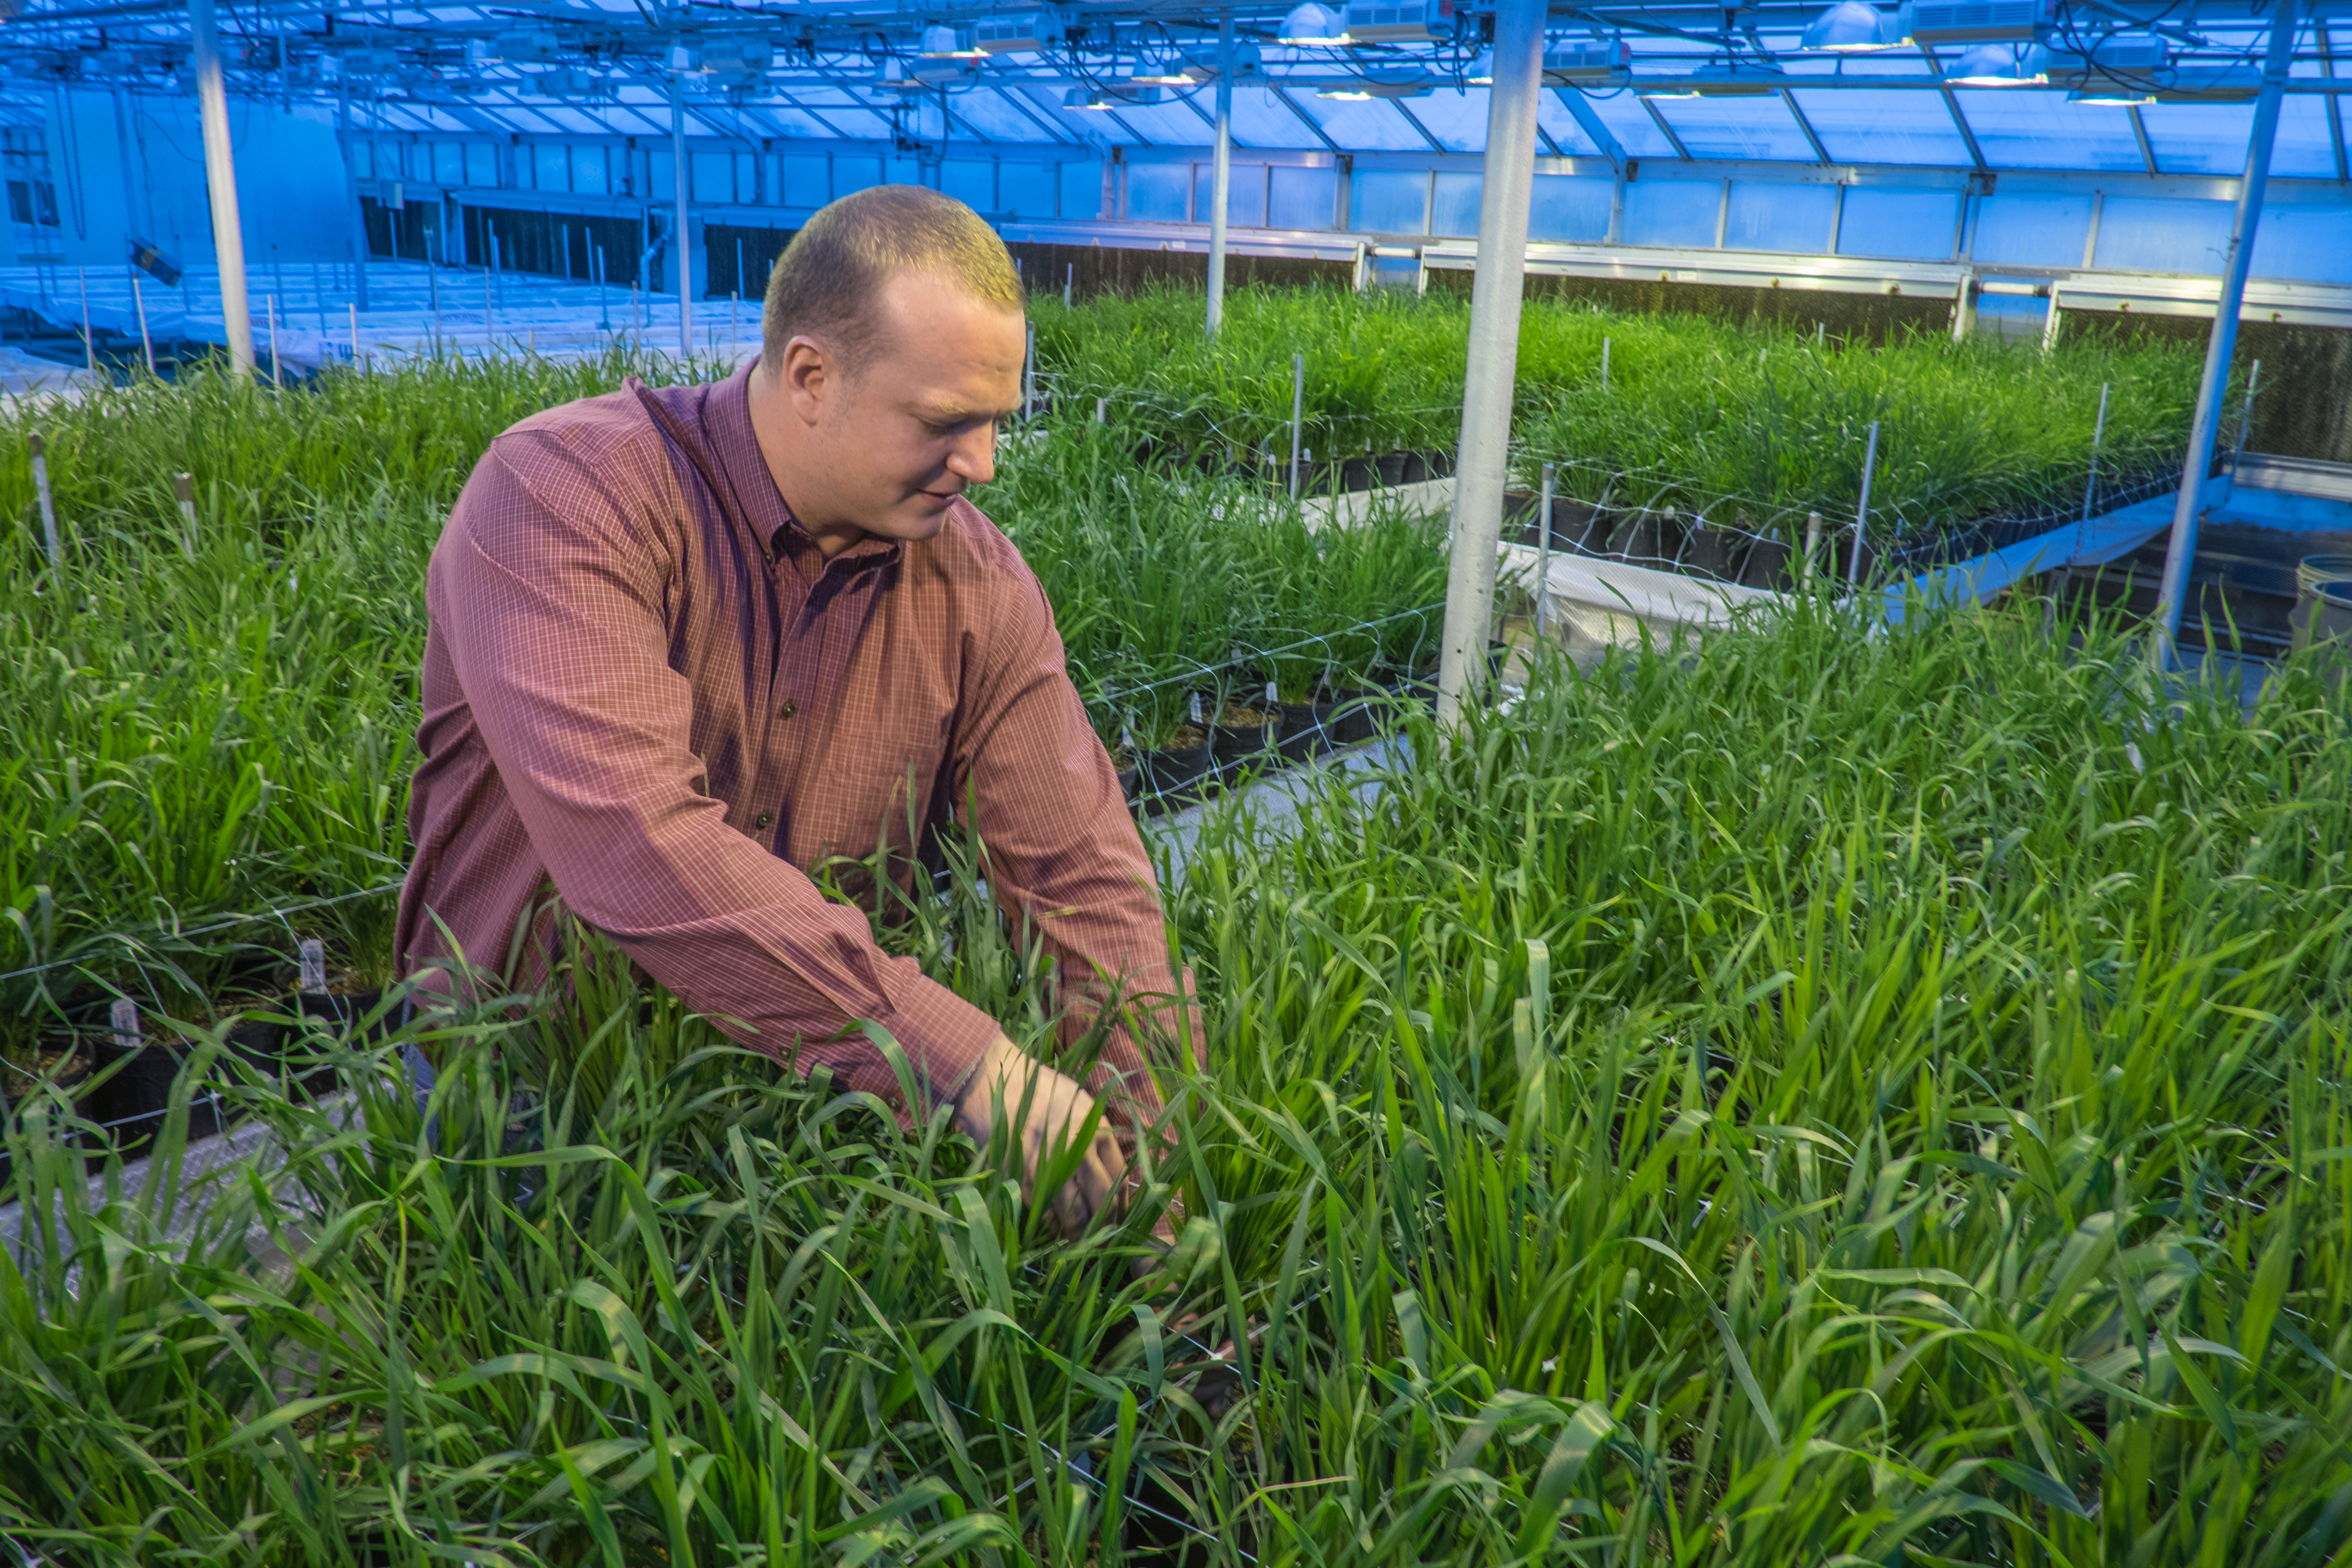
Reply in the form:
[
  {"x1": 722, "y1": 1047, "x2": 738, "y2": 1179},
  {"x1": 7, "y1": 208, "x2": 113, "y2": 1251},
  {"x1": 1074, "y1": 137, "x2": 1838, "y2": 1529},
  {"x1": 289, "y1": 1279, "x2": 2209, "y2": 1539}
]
[
  {"x1": 1206, "y1": 10, "x2": 1235, "y2": 337},
  {"x1": 1435, "y1": 0, "x2": 1544, "y2": 727},
  {"x1": 188, "y1": 0, "x2": 255, "y2": 378},
  {"x1": 336, "y1": 79, "x2": 370, "y2": 312},
  {"x1": 672, "y1": 67, "x2": 694, "y2": 356},
  {"x1": 2152, "y1": 0, "x2": 2300, "y2": 664}
]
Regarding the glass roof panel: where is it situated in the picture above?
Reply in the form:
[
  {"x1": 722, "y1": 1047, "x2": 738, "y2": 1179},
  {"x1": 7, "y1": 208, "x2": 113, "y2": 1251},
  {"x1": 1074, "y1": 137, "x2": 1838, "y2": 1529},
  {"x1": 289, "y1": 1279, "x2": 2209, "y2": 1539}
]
[
  {"x1": 1229, "y1": 86, "x2": 1318, "y2": 148},
  {"x1": 2138, "y1": 102, "x2": 2258, "y2": 175},
  {"x1": 949, "y1": 86, "x2": 1071, "y2": 144},
  {"x1": 1788, "y1": 87, "x2": 1974, "y2": 164},
  {"x1": 1113, "y1": 92, "x2": 1220, "y2": 146},
  {"x1": 1647, "y1": 94, "x2": 1814, "y2": 162},
  {"x1": 2266, "y1": 94, "x2": 2341, "y2": 177},
  {"x1": 1577, "y1": 88, "x2": 1679, "y2": 159},
  {"x1": 1953, "y1": 91, "x2": 2145, "y2": 171},
  {"x1": 1535, "y1": 92, "x2": 1608, "y2": 158},
  {"x1": 1406, "y1": 89, "x2": 1489, "y2": 152},
  {"x1": 1293, "y1": 94, "x2": 1430, "y2": 152}
]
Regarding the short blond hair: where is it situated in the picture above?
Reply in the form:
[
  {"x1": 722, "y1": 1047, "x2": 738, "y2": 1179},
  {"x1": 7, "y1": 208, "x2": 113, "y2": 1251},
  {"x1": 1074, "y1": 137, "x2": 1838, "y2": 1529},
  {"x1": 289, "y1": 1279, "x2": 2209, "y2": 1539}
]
[{"x1": 760, "y1": 185, "x2": 1025, "y2": 374}]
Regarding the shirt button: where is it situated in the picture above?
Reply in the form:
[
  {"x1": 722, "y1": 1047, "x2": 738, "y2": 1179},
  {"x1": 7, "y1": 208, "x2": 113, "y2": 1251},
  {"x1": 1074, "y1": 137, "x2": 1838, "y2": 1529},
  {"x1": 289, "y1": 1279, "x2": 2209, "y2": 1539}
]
[
  {"x1": 753, "y1": 811, "x2": 773, "y2": 830},
  {"x1": 778, "y1": 699, "x2": 796, "y2": 719}
]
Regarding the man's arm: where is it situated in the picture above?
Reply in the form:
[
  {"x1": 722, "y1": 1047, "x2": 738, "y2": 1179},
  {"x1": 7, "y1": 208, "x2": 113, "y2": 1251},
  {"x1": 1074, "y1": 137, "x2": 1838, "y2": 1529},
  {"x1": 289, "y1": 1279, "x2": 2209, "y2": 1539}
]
[
  {"x1": 952, "y1": 551, "x2": 1206, "y2": 1122},
  {"x1": 431, "y1": 435, "x2": 1003, "y2": 1104}
]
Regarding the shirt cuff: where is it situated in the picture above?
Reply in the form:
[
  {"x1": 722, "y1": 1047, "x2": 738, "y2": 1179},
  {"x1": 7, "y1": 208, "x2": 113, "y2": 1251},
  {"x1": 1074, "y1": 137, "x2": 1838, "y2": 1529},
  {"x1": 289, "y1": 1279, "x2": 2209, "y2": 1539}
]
[{"x1": 876, "y1": 977, "x2": 1004, "y2": 1110}]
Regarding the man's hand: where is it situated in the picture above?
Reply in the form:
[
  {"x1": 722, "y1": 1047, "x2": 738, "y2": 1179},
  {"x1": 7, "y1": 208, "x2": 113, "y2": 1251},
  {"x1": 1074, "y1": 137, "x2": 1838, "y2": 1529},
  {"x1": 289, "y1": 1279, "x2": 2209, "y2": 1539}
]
[{"x1": 951, "y1": 1035, "x2": 1128, "y2": 1237}]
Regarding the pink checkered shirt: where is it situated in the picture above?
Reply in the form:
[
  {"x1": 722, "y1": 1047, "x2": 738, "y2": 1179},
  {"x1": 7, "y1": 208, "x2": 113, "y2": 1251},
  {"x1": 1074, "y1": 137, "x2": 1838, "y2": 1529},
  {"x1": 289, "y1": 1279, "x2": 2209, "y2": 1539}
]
[{"x1": 395, "y1": 361, "x2": 1197, "y2": 1116}]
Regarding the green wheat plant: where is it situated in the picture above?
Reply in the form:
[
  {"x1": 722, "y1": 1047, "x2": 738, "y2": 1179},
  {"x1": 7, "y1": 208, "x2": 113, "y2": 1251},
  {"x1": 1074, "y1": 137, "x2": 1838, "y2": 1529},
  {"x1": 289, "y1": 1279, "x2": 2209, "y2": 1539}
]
[{"x1": 5, "y1": 589, "x2": 2348, "y2": 1565}]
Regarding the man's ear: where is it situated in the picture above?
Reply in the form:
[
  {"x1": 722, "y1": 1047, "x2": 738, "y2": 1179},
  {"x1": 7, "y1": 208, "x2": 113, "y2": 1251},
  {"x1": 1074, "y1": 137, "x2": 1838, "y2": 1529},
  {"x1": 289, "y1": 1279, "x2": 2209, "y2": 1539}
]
[{"x1": 776, "y1": 334, "x2": 833, "y2": 425}]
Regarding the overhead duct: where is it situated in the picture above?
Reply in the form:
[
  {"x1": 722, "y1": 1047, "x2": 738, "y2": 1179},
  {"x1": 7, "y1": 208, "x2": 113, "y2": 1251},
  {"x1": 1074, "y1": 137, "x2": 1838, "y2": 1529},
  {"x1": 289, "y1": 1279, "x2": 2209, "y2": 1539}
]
[
  {"x1": 1541, "y1": 39, "x2": 1631, "y2": 83},
  {"x1": 972, "y1": 11, "x2": 1071, "y2": 54},
  {"x1": 1341, "y1": 0, "x2": 1458, "y2": 44},
  {"x1": 1904, "y1": 0, "x2": 2054, "y2": 46}
]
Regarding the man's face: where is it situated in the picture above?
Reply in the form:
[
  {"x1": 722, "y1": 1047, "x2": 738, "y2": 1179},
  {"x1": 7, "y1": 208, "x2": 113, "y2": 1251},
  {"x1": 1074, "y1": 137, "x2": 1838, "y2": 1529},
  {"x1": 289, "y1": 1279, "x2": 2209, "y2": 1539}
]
[{"x1": 771, "y1": 271, "x2": 1025, "y2": 550}]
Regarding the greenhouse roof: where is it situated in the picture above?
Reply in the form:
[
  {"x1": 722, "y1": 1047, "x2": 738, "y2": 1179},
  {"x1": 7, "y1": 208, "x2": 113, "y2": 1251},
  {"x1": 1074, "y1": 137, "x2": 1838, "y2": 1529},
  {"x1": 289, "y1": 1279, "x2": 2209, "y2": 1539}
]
[{"x1": 0, "y1": 2, "x2": 2346, "y2": 179}]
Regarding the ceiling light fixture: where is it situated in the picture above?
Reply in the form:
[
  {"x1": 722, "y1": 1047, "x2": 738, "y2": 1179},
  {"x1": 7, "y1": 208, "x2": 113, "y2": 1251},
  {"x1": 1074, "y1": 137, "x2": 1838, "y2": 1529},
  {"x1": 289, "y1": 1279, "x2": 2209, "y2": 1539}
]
[
  {"x1": 1946, "y1": 41, "x2": 2051, "y2": 86},
  {"x1": 1800, "y1": 0, "x2": 1895, "y2": 51},
  {"x1": 917, "y1": 24, "x2": 984, "y2": 59},
  {"x1": 1278, "y1": 2, "x2": 1353, "y2": 46}
]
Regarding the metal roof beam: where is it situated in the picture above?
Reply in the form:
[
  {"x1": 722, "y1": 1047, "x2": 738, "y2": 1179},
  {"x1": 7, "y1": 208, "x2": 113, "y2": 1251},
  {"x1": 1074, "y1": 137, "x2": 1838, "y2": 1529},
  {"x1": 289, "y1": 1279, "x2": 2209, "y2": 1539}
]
[
  {"x1": 1387, "y1": 96, "x2": 1447, "y2": 155},
  {"x1": 1641, "y1": 94, "x2": 1693, "y2": 159},
  {"x1": 1554, "y1": 86, "x2": 1625, "y2": 170},
  {"x1": 1269, "y1": 84, "x2": 1344, "y2": 153},
  {"x1": 2128, "y1": 103, "x2": 2160, "y2": 173},
  {"x1": 1919, "y1": 46, "x2": 1989, "y2": 171},
  {"x1": 1780, "y1": 87, "x2": 1832, "y2": 165},
  {"x1": 2326, "y1": 21, "x2": 2349, "y2": 179}
]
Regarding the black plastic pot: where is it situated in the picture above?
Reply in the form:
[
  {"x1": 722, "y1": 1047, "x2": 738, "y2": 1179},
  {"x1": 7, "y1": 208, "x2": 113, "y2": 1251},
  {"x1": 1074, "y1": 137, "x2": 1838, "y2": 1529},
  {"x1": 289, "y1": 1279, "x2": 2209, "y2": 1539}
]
[
  {"x1": 1605, "y1": 512, "x2": 1655, "y2": 562},
  {"x1": 1376, "y1": 451, "x2": 1411, "y2": 486},
  {"x1": 1323, "y1": 686, "x2": 1384, "y2": 745},
  {"x1": 1139, "y1": 728, "x2": 1213, "y2": 801},
  {"x1": 1115, "y1": 760, "x2": 1140, "y2": 804},
  {"x1": 1211, "y1": 707, "x2": 1275, "y2": 764},
  {"x1": 1740, "y1": 535, "x2": 1795, "y2": 588},
  {"x1": 1684, "y1": 525, "x2": 1739, "y2": 582},
  {"x1": 1276, "y1": 700, "x2": 1334, "y2": 761}
]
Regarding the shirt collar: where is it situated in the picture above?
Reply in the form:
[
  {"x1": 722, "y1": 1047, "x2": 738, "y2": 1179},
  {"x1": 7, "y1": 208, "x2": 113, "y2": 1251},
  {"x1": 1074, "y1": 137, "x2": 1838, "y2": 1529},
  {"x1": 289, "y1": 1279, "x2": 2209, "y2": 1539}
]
[{"x1": 708, "y1": 357, "x2": 903, "y2": 573}]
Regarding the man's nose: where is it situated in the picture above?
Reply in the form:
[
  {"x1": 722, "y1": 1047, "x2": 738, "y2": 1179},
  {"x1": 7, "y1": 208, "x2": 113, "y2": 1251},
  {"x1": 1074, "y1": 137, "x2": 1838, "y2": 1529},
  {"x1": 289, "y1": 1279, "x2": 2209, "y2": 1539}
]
[{"x1": 944, "y1": 424, "x2": 996, "y2": 488}]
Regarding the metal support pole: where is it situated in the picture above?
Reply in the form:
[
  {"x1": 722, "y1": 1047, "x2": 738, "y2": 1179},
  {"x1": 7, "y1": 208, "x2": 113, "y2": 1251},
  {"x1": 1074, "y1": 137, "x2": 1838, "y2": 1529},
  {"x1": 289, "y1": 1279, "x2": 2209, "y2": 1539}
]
[
  {"x1": 335, "y1": 80, "x2": 369, "y2": 312},
  {"x1": 1206, "y1": 10, "x2": 1235, "y2": 338},
  {"x1": 1023, "y1": 320, "x2": 1036, "y2": 420},
  {"x1": 29, "y1": 432, "x2": 59, "y2": 570},
  {"x1": 2231, "y1": 357, "x2": 2264, "y2": 473},
  {"x1": 188, "y1": 0, "x2": 255, "y2": 379},
  {"x1": 1436, "y1": 0, "x2": 1544, "y2": 726},
  {"x1": 672, "y1": 68, "x2": 693, "y2": 358},
  {"x1": 1599, "y1": 336, "x2": 1610, "y2": 390},
  {"x1": 2081, "y1": 381, "x2": 2110, "y2": 531},
  {"x1": 1534, "y1": 460, "x2": 1555, "y2": 641},
  {"x1": 1288, "y1": 352, "x2": 1306, "y2": 499},
  {"x1": 1848, "y1": 420, "x2": 1879, "y2": 586},
  {"x1": 2153, "y1": 0, "x2": 2298, "y2": 666},
  {"x1": 134, "y1": 278, "x2": 153, "y2": 374}
]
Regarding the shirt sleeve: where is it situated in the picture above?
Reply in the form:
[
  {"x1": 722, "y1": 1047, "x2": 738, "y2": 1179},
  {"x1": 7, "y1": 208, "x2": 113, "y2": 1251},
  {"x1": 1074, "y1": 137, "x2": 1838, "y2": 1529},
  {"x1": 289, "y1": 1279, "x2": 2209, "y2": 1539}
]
[
  {"x1": 432, "y1": 435, "x2": 1003, "y2": 1103},
  {"x1": 952, "y1": 555, "x2": 1206, "y2": 1120}
]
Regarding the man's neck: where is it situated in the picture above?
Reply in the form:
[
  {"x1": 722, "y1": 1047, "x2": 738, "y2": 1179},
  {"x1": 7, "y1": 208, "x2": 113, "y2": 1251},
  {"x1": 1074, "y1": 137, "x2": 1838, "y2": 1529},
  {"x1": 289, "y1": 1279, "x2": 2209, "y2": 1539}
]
[{"x1": 745, "y1": 362, "x2": 866, "y2": 561}]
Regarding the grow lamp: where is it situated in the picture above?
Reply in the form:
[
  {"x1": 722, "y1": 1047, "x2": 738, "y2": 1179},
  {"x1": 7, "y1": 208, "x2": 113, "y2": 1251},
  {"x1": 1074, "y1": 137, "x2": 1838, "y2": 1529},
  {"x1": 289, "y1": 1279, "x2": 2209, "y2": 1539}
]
[
  {"x1": 1945, "y1": 42, "x2": 2051, "y2": 85},
  {"x1": 1279, "y1": 3, "x2": 1353, "y2": 46},
  {"x1": 1318, "y1": 77, "x2": 1432, "y2": 98},
  {"x1": 2067, "y1": 86, "x2": 2156, "y2": 105},
  {"x1": 1129, "y1": 53, "x2": 1201, "y2": 85},
  {"x1": 1801, "y1": 0, "x2": 1897, "y2": 51},
  {"x1": 1064, "y1": 85, "x2": 1117, "y2": 108},
  {"x1": 1464, "y1": 46, "x2": 1493, "y2": 83}
]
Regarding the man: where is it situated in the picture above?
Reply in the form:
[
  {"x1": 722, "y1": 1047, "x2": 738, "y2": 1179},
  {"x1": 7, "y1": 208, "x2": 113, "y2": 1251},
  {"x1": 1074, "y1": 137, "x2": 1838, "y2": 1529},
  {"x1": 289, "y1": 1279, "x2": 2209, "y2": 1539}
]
[{"x1": 395, "y1": 185, "x2": 1197, "y2": 1237}]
